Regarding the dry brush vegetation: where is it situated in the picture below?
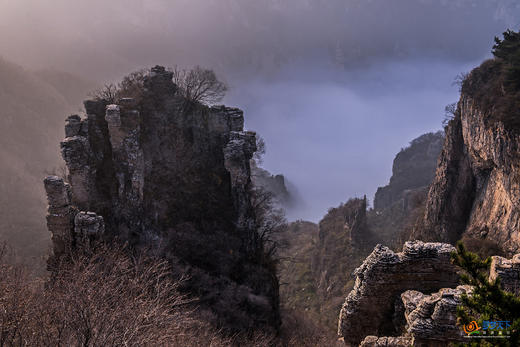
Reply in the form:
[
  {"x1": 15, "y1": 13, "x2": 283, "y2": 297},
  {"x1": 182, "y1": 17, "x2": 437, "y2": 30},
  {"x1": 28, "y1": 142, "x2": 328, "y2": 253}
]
[{"x1": 0, "y1": 242, "x2": 338, "y2": 347}]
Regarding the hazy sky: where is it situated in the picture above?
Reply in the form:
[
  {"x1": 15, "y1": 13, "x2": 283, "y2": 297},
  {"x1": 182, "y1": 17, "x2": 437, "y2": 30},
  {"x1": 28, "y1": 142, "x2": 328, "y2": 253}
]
[{"x1": 1, "y1": 0, "x2": 519, "y2": 221}]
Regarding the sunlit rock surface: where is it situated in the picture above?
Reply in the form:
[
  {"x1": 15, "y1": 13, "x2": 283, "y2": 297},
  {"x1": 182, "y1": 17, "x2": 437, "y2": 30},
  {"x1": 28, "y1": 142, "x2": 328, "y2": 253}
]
[{"x1": 416, "y1": 85, "x2": 520, "y2": 256}]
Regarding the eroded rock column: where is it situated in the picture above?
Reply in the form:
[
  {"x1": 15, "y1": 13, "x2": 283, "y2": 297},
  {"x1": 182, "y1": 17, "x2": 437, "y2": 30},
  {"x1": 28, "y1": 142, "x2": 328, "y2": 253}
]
[
  {"x1": 224, "y1": 130, "x2": 257, "y2": 252},
  {"x1": 44, "y1": 176, "x2": 76, "y2": 262}
]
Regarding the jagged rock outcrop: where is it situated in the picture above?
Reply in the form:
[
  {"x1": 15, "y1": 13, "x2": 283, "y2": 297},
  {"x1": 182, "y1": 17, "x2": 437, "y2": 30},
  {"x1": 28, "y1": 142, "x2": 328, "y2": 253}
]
[
  {"x1": 277, "y1": 198, "x2": 376, "y2": 329},
  {"x1": 490, "y1": 254, "x2": 520, "y2": 295},
  {"x1": 43, "y1": 66, "x2": 279, "y2": 332},
  {"x1": 44, "y1": 176, "x2": 76, "y2": 258},
  {"x1": 399, "y1": 286, "x2": 471, "y2": 345},
  {"x1": 359, "y1": 286, "x2": 470, "y2": 346},
  {"x1": 374, "y1": 132, "x2": 443, "y2": 211},
  {"x1": 415, "y1": 59, "x2": 520, "y2": 256},
  {"x1": 339, "y1": 241, "x2": 520, "y2": 346},
  {"x1": 310, "y1": 197, "x2": 376, "y2": 327},
  {"x1": 251, "y1": 161, "x2": 292, "y2": 208},
  {"x1": 337, "y1": 241, "x2": 459, "y2": 346}
]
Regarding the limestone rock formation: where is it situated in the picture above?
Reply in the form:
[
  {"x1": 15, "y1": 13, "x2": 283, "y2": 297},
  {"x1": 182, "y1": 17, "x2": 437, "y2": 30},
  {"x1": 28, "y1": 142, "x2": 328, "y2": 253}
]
[
  {"x1": 43, "y1": 66, "x2": 279, "y2": 332},
  {"x1": 490, "y1": 254, "x2": 520, "y2": 295},
  {"x1": 312, "y1": 197, "x2": 375, "y2": 327},
  {"x1": 400, "y1": 286, "x2": 471, "y2": 345},
  {"x1": 338, "y1": 240, "x2": 520, "y2": 346},
  {"x1": 44, "y1": 176, "x2": 75, "y2": 259},
  {"x1": 319, "y1": 197, "x2": 372, "y2": 250},
  {"x1": 337, "y1": 241, "x2": 459, "y2": 346},
  {"x1": 359, "y1": 286, "x2": 470, "y2": 346},
  {"x1": 415, "y1": 60, "x2": 520, "y2": 256}
]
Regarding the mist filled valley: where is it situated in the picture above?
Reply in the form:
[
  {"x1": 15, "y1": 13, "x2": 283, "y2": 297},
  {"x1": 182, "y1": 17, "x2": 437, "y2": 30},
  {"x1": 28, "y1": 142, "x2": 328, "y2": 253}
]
[{"x1": 2, "y1": 1, "x2": 520, "y2": 346}]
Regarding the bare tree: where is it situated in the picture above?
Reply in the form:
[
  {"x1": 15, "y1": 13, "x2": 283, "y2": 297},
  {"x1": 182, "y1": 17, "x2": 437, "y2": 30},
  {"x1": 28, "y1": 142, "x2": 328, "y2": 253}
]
[
  {"x1": 89, "y1": 66, "x2": 226, "y2": 106},
  {"x1": 442, "y1": 102, "x2": 457, "y2": 126},
  {"x1": 453, "y1": 72, "x2": 469, "y2": 92},
  {"x1": 89, "y1": 68, "x2": 149, "y2": 104},
  {"x1": 117, "y1": 68, "x2": 148, "y2": 100},
  {"x1": 251, "y1": 187, "x2": 288, "y2": 265},
  {"x1": 172, "y1": 65, "x2": 228, "y2": 105},
  {"x1": 89, "y1": 83, "x2": 118, "y2": 104},
  {"x1": 0, "y1": 243, "x2": 234, "y2": 346}
]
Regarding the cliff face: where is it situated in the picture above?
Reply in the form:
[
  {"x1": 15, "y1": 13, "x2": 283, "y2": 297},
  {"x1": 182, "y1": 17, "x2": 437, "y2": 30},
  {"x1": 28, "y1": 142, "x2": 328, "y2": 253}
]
[
  {"x1": 44, "y1": 66, "x2": 279, "y2": 332},
  {"x1": 368, "y1": 133, "x2": 443, "y2": 248},
  {"x1": 415, "y1": 85, "x2": 520, "y2": 255},
  {"x1": 374, "y1": 132, "x2": 444, "y2": 211},
  {"x1": 251, "y1": 162, "x2": 292, "y2": 208}
]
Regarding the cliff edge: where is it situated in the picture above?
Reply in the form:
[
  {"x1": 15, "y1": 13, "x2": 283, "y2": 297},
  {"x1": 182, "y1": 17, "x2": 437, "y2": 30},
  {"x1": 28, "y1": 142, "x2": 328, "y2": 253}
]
[{"x1": 414, "y1": 52, "x2": 520, "y2": 256}]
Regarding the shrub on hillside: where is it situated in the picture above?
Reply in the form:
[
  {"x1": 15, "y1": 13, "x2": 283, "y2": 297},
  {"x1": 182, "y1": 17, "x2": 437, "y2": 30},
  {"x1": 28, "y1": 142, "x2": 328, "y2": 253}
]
[
  {"x1": 462, "y1": 28, "x2": 520, "y2": 130},
  {"x1": 0, "y1": 243, "x2": 231, "y2": 346},
  {"x1": 451, "y1": 243, "x2": 520, "y2": 347}
]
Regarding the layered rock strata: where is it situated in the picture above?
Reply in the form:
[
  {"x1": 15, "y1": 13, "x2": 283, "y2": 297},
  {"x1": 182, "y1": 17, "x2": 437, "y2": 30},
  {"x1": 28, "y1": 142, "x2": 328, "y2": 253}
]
[
  {"x1": 340, "y1": 241, "x2": 520, "y2": 346},
  {"x1": 490, "y1": 254, "x2": 520, "y2": 294},
  {"x1": 337, "y1": 241, "x2": 459, "y2": 346},
  {"x1": 399, "y1": 286, "x2": 471, "y2": 346}
]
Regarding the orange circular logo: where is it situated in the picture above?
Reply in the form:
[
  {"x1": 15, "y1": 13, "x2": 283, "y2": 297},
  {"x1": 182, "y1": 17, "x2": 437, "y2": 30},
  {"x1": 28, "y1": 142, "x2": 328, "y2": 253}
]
[{"x1": 463, "y1": 321, "x2": 481, "y2": 335}]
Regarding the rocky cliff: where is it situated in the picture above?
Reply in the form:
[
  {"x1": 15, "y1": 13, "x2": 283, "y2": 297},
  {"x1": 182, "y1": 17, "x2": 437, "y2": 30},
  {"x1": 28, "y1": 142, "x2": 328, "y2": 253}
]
[
  {"x1": 367, "y1": 132, "x2": 443, "y2": 249},
  {"x1": 374, "y1": 132, "x2": 444, "y2": 211},
  {"x1": 43, "y1": 66, "x2": 280, "y2": 332},
  {"x1": 414, "y1": 58, "x2": 520, "y2": 256},
  {"x1": 251, "y1": 161, "x2": 292, "y2": 208}
]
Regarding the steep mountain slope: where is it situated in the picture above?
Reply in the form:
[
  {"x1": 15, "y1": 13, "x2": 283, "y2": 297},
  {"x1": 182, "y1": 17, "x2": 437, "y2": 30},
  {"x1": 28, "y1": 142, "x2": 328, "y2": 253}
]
[
  {"x1": 251, "y1": 161, "x2": 292, "y2": 208},
  {"x1": 369, "y1": 132, "x2": 444, "y2": 247},
  {"x1": 414, "y1": 30, "x2": 520, "y2": 256},
  {"x1": 279, "y1": 198, "x2": 376, "y2": 329},
  {"x1": 374, "y1": 132, "x2": 443, "y2": 211}
]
